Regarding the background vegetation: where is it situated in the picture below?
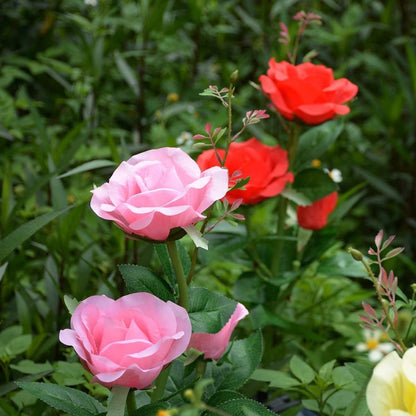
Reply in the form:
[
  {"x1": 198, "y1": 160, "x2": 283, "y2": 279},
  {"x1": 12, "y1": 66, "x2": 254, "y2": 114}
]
[{"x1": 1, "y1": 0, "x2": 415, "y2": 415}]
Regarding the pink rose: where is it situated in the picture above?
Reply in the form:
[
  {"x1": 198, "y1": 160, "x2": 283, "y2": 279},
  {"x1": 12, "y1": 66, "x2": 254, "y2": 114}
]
[
  {"x1": 59, "y1": 293, "x2": 192, "y2": 389},
  {"x1": 259, "y1": 59, "x2": 358, "y2": 125},
  {"x1": 188, "y1": 303, "x2": 249, "y2": 360},
  {"x1": 90, "y1": 147, "x2": 228, "y2": 241}
]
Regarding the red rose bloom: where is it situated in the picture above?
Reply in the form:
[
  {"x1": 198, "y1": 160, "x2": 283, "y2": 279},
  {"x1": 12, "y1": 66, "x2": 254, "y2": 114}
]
[
  {"x1": 297, "y1": 191, "x2": 338, "y2": 230},
  {"x1": 196, "y1": 138, "x2": 294, "y2": 205},
  {"x1": 259, "y1": 59, "x2": 358, "y2": 125}
]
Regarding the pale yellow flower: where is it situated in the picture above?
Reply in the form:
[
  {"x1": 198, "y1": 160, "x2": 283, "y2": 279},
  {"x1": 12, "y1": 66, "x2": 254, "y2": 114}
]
[{"x1": 367, "y1": 347, "x2": 416, "y2": 415}]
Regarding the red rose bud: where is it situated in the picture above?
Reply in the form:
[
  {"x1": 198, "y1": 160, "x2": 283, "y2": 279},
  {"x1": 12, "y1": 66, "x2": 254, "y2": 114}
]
[
  {"x1": 297, "y1": 191, "x2": 338, "y2": 230},
  {"x1": 197, "y1": 137, "x2": 294, "y2": 205},
  {"x1": 259, "y1": 60, "x2": 358, "y2": 125}
]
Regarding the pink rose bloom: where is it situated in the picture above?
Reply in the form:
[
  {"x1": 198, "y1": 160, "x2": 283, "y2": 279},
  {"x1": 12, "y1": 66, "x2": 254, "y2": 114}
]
[
  {"x1": 59, "y1": 293, "x2": 192, "y2": 389},
  {"x1": 90, "y1": 147, "x2": 228, "y2": 241},
  {"x1": 189, "y1": 303, "x2": 249, "y2": 360}
]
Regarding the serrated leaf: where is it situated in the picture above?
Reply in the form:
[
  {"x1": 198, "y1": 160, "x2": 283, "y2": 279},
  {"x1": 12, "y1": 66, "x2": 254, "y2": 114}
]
[
  {"x1": 16, "y1": 382, "x2": 106, "y2": 416},
  {"x1": 118, "y1": 264, "x2": 175, "y2": 302},
  {"x1": 217, "y1": 332, "x2": 263, "y2": 390},
  {"x1": 290, "y1": 356, "x2": 316, "y2": 384},
  {"x1": 188, "y1": 288, "x2": 237, "y2": 333},
  {"x1": 205, "y1": 397, "x2": 277, "y2": 416}
]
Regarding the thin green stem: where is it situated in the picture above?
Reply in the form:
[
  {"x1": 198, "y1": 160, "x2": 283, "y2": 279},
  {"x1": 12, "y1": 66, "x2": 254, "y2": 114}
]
[
  {"x1": 107, "y1": 385, "x2": 129, "y2": 416},
  {"x1": 271, "y1": 122, "x2": 300, "y2": 277},
  {"x1": 221, "y1": 84, "x2": 235, "y2": 166},
  {"x1": 166, "y1": 241, "x2": 188, "y2": 310},
  {"x1": 151, "y1": 364, "x2": 171, "y2": 403},
  {"x1": 126, "y1": 389, "x2": 136, "y2": 414},
  {"x1": 360, "y1": 258, "x2": 407, "y2": 352}
]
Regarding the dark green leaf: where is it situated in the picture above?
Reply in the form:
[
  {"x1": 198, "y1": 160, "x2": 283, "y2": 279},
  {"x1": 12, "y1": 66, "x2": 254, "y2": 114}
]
[
  {"x1": 16, "y1": 382, "x2": 105, "y2": 416},
  {"x1": 188, "y1": 288, "x2": 237, "y2": 333},
  {"x1": 217, "y1": 331, "x2": 263, "y2": 390},
  {"x1": 0, "y1": 206, "x2": 72, "y2": 263},
  {"x1": 204, "y1": 397, "x2": 276, "y2": 416},
  {"x1": 293, "y1": 168, "x2": 338, "y2": 202},
  {"x1": 293, "y1": 121, "x2": 343, "y2": 172},
  {"x1": 118, "y1": 264, "x2": 175, "y2": 302}
]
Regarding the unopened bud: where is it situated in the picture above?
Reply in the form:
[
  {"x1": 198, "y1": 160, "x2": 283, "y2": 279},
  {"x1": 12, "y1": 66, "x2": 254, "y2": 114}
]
[
  {"x1": 230, "y1": 69, "x2": 239, "y2": 84},
  {"x1": 183, "y1": 389, "x2": 195, "y2": 403},
  {"x1": 411, "y1": 283, "x2": 416, "y2": 295},
  {"x1": 349, "y1": 248, "x2": 363, "y2": 261}
]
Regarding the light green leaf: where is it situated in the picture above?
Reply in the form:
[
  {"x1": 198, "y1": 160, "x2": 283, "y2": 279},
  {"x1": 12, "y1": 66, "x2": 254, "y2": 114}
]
[
  {"x1": 10, "y1": 360, "x2": 53, "y2": 375},
  {"x1": 290, "y1": 355, "x2": 316, "y2": 384},
  {"x1": 251, "y1": 368, "x2": 300, "y2": 389},
  {"x1": 57, "y1": 160, "x2": 116, "y2": 179}
]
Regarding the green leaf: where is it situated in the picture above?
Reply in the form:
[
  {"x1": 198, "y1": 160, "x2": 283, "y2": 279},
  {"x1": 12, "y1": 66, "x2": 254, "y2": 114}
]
[
  {"x1": 16, "y1": 382, "x2": 106, "y2": 416},
  {"x1": 280, "y1": 188, "x2": 312, "y2": 206},
  {"x1": 188, "y1": 288, "x2": 237, "y2": 333},
  {"x1": 207, "y1": 390, "x2": 246, "y2": 407},
  {"x1": 10, "y1": 360, "x2": 52, "y2": 375},
  {"x1": 293, "y1": 120, "x2": 343, "y2": 172},
  {"x1": 251, "y1": 368, "x2": 300, "y2": 389},
  {"x1": 344, "y1": 363, "x2": 372, "y2": 416},
  {"x1": 205, "y1": 398, "x2": 276, "y2": 416},
  {"x1": 0, "y1": 329, "x2": 32, "y2": 360},
  {"x1": 57, "y1": 160, "x2": 116, "y2": 179},
  {"x1": 114, "y1": 51, "x2": 139, "y2": 96},
  {"x1": 332, "y1": 366, "x2": 355, "y2": 388},
  {"x1": 64, "y1": 295, "x2": 79, "y2": 315},
  {"x1": 118, "y1": 264, "x2": 175, "y2": 302},
  {"x1": 154, "y1": 243, "x2": 176, "y2": 288},
  {"x1": 290, "y1": 356, "x2": 316, "y2": 384},
  {"x1": 317, "y1": 252, "x2": 367, "y2": 278},
  {"x1": 293, "y1": 168, "x2": 338, "y2": 202},
  {"x1": 217, "y1": 331, "x2": 263, "y2": 390},
  {"x1": 0, "y1": 205, "x2": 72, "y2": 263},
  {"x1": 318, "y1": 360, "x2": 336, "y2": 383}
]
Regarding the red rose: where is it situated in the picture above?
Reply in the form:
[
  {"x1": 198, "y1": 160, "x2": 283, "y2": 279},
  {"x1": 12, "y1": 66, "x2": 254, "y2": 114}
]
[
  {"x1": 297, "y1": 191, "x2": 338, "y2": 230},
  {"x1": 259, "y1": 59, "x2": 358, "y2": 125},
  {"x1": 196, "y1": 138, "x2": 294, "y2": 205}
]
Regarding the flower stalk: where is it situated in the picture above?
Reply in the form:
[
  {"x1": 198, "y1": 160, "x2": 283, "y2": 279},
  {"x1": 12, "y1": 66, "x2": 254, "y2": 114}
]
[
  {"x1": 166, "y1": 240, "x2": 189, "y2": 310},
  {"x1": 107, "y1": 385, "x2": 130, "y2": 416}
]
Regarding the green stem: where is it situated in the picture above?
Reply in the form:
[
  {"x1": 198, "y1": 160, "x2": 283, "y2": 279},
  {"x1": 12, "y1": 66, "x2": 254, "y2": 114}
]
[
  {"x1": 360, "y1": 258, "x2": 407, "y2": 352},
  {"x1": 107, "y1": 385, "x2": 129, "y2": 416},
  {"x1": 271, "y1": 123, "x2": 300, "y2": 277},
  {"x1": 126, "y1": 389, "x2": 136, "y2": 414},
  {"x1": 151, "y1": 364, "x2": 172, "y2": 403},
  {"x1": 166, "y1": 241, "x2": 189, "y2": 310},
  {"x1": 271, "y1": 196, "x2": 288, "y2": 277},
  {"x1": 221, "y1": 84, "x2": 235, "y2": 166}
]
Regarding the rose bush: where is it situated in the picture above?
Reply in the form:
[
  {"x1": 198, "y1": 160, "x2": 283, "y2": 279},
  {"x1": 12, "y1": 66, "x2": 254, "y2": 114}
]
[
  {"x1": 90, "y1": 147, "x2": 228, "y2": 241},
  {"x1": 196, "y1": 138, "x2": 294, "y2": 205},
  {"x1": 259, "y1": 59, "x2": 358, "y2": 125},
  {"x1": 59, "y1": 293, "x2": 192, "y2": 389},
  {"x1": 297, "y1": 191, "x2": 338, "y2": 230},
  {"x1": 188, "y1": 303, "x2": 249, "y2": 360},
  {"x1": 367, "y1": 347, "x2": 416, "y2": 416}
]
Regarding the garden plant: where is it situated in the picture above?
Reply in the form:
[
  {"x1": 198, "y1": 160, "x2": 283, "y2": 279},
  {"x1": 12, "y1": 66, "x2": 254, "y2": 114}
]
[{"x1": 1, "y1": 1, "x2": 416, "y2": 416}]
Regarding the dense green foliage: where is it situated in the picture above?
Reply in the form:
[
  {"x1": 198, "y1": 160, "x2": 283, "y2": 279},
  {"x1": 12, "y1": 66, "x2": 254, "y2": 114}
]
[{"x1": 1, "y1": 1, "x2": 415, "y2": 415}]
